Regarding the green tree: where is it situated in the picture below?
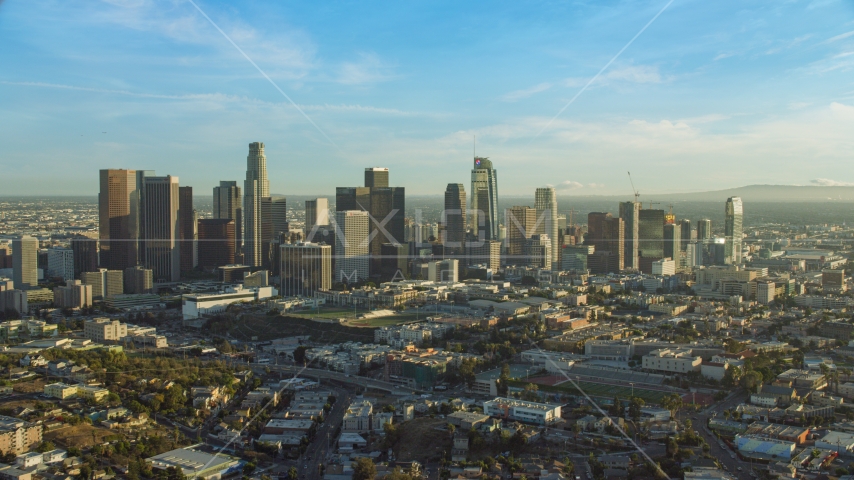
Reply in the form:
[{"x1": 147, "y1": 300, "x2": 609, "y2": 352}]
[
  {"x1": 741, "y1": 370, "x2": 763, "y2": 393},
  {"x1": 35, "y1": 441, "x2": 55, "y2": 453},
  {"x1": 497, "y1": 363, "x2": 510, "y2": 396},
  {"x1": 293, "y1": 346, "x2": 310, "y2": 365},
  {"x1": 353, "y1": 457, "x2": 377, "y2": 480}
]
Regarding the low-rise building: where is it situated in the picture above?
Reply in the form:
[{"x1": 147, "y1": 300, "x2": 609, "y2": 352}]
[
  {"x1": 735, "y1": 434, "x2": 796, "y2": 460},
  {"x1": 342, "y1": 399, "x2": 373, "y2": 433},
  {"x1": 83, "y1": 318, "x2": 127, "y2": 342},
  {"x1": 44, "y1": 383, "x2": 77, "y2": 399},
  {"x1": 815, "y1": 430, "x2": 854, "y2": 452},
  {"x1": 776, "y1": 369, "x2": 827, "y2": 390},
  {"x1": 181, "y1": 285, "x2": 277, "y2": 320},
  {"x1": 642, "y1": 348, "x2": 702, "y2": 374},
  {"x1": 482, "y1": 397, "x2": 561, "y2": 425},
  {"x1": 147, "y1": 446, "x2": 241, "y2": 480},
  {"x1": 745, "y1": 422, "x2": 809, "y2": 444},
  {"x1": 447, "y1": 411, "x2": 490, "y2": 430}
]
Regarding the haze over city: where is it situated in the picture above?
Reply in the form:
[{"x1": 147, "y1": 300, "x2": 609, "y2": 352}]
[{"x1": 4, "y1": 2, "x2": 854, "y2": 480}]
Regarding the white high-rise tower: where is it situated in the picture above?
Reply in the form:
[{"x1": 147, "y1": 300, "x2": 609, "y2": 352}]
[{"x1": 725, "y1": 197, "x2": 743, "y2": 265}]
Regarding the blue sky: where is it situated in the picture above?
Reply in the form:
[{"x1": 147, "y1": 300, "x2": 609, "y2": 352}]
[{"x1": 1, "y1": 0, "x2": 853, "y2": 196}]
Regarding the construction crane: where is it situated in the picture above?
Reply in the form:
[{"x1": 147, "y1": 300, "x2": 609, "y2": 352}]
[
  {"x1": 666, "y1": 203, "x2": 676, "y2": 224},
  {"x1": 648, "y1": 201, "x2": 661, "y2": 209},
  {"x1": 567, "y1": 208, "x2": 578, "y2": 227},
  {"x1": 627, "y1": 172, "x2": 640, "y2": 203}
]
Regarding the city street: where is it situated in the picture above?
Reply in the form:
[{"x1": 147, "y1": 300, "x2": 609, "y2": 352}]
[
  {"x1": 680, "y1": 391, "x2": 754, "y2": 480},
  {"x1": 298, "y1": 385, "x2": 351, "y2": 480}
]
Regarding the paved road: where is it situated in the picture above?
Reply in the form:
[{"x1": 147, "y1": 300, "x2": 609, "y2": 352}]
[
  {"x1": 298, "y1": 386, "x2": 350, "y2": 480},
  {"x1": 680, "y1": 390, "x2": 754, "y2": 480}
]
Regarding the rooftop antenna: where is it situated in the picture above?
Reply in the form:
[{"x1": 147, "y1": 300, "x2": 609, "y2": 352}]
[
  {"x1": 627, "y1": 171, "x2": 640, "y2": 203},
  {"x1": 473, "y1": 135, "x2": 476, "y2": 159}
]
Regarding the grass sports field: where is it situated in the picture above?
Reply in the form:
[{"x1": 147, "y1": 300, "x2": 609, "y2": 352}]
[
  {"x1": 289, "y1": 306, "x2": 424, "y2": 327},
  {"x1": 510, "y1": 378, "x2": 670, "y2": 404}
]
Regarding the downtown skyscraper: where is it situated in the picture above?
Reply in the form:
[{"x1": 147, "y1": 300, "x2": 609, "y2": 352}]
[
  {"x1": 243, "y1": 142, "x2": 270, "y2": 268},
  {"x1": 99, "y1": 169, "x2": 140, "y2": 271},
  {"x1": 142, "y1": 175, "x2": 181, "y2": 282},
  {"x1": 697, "y1": 218, "x2": 712, "y2": 240},
  {"x1": 442, "y1": 183, "x2": 467, "y2": 252},
  {"x1": 336, "y1": 167, "x2": 405, "y2": 279},
  {"x1": 586, "y1": 212, "x2": 624, "y2": 273},
  {"x1": 471, "y1": 157, "x2": 499, "y2": 241},
  {"x1": 213, "y1": 180, "x2": 242, "y2": 260},
  {"x1": 638, "y1": 208, "x2": 665, "y2": 273},
  {"x1": 619, "y1": 201, "x2": 641, "y2": 270},
  {"x1": 534, "y1": 187, "x2": 558, "y2": 265},
  {"x1": 725, "y1": 197, "x2": 744, "y2": 265},
  {"x1": 12, "y1": 236, "x2": 38, "y2": 290}
]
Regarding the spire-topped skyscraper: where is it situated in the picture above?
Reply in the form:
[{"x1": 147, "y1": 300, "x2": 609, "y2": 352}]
[
  {"x1": 471, "y1": 157, "x2": 499, "y2": 241},
  {"x1": 244, "y1": 142, "x2": 270, "y2": 267}
]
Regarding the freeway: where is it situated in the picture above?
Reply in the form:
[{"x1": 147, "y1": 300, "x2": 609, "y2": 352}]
[{"x1": 261, "y1": 364, "x2": 421, "y2": 395}]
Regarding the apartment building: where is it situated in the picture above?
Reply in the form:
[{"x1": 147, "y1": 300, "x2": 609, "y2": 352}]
[
  {"x1": 642, "y1": 348, "x2": 702, "y2": 374},
  {"x1": 83, "y1": 318, "x2": 128, "y2": 342},
  {"x1": 0, "y1": 416, "x2": 43, "y2": 455}
]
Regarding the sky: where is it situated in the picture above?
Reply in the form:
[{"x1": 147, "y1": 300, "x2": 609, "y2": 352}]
[{"x1": 1, "y1": 0, "x2": 854, "y2": 197}]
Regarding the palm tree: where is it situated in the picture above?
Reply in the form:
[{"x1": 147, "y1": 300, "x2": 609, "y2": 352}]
[{"x1": 841, "y1": 367, "x2": 853, "y2": 384}]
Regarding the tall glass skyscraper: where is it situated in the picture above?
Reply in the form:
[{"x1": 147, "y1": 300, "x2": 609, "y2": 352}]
[
  {"x1": 534, "y1": 187, "x2": 558, "y2": 265},
  {"x1": 619, "y1": 201, "x2": 640, "y2": 270},
  {"x1": 142, "y1": 175, "x2": 180, "y2": 282},
  {"x1": 697, "y1": 219, "x2": 712, "y2": 240},
  {"x1": 471, "y1": 157, "x2": 499, "y2": 241},
  {"x1": 213, "y1": 180, "x2": 242, "y2": 259},
  {"x1": 443, "y1": 183, "x2": 467, "y2": 252},
  {"x1": 638, "y1": 209, "x2": 665, "y2": 273},
  {"x1": 725, "y1": 197, "x2": 743, "y2": 265},
  {"x1": 244, "y1": 142, "x2": 269, "y2": 267}
]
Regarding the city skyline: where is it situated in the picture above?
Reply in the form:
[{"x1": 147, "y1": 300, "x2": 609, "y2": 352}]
[{"x1": 2, "y1": 1, "x2": 854, "y2": 195}]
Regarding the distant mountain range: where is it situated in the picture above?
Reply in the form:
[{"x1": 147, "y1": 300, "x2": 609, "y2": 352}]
[{"x1": 550, "y1": 185, "x2": 854, "y2": 203}]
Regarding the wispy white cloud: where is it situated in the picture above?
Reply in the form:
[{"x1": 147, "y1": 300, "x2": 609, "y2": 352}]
[
  {"x1": 804, "y1": 51, "x2": 854, "y2": 74},
  {"x1": 788, "y1": 101, "x2": 813, "y2": 110},
  {"x1": 713, "y1": 53, "x2": 733, "y2": 61},
  {"x1": 2, "y1": 81, "x2": 428, "y2": 116},
  {"x1": 823, "y1": 30, "x2": 854, "y2": 43},
  {"x1": 765, "y1": 34, "x2": 812, "y2": 55},
  {"x1": 554, "y1": 180, "x2": 584, "y2": 190},
  {"x1": 602, "y1": 65, "x2": 662, "y2": 84},
  {"x1": 501, "y1": 83, "x2": 553, "y2": 102},
  {"x1": 89, "y1": 0, "x2": 317, "y2": 80},
  {"x1": 811, "y1": 178, "x2": 854, "y2": 186},
  {"x1": 336, "y1": 52, "x2": 398, "y2": 85},
  {"x1": 677, "y1": 114, "x2": 729, "y2": 124}
]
